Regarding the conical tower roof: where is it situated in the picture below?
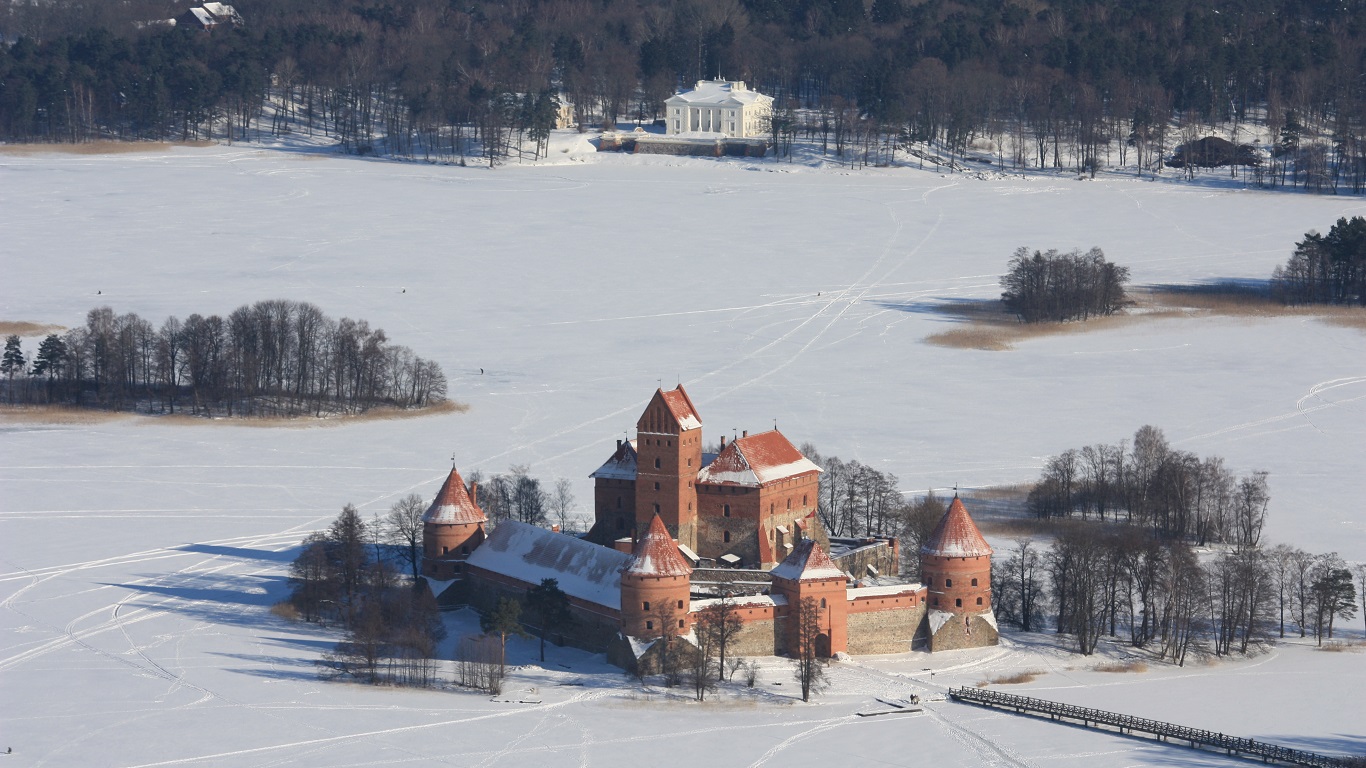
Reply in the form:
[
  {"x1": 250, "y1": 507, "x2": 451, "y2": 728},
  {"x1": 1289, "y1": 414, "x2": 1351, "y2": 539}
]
[
  {"x1": 624, "y1": 514, "x2": 692, "y2": 577},
  {"x1": 770, "y1": 539, "x2": 846, "y2": 582},
  {"x1": 423, "y1": 467, "x2": 487, "y2": 525},
  {"x1": 920, "y1": 496, "x2": 992, "y2": 558}
]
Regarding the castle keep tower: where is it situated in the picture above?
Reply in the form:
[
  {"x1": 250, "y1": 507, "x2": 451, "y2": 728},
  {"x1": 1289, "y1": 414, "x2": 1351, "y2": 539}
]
[
  {"x1": 421, "y1": 467, "x2": 487, "y2": 581},
  {"x1": 920, "y1": 496, "x2": 997, "y2": 650},
  {"x1": 633, "y1": 386, "x2": 703, "y2": 551},
  {"x1": 620, "y1": 514, "x2": 693, "y2": 640}
]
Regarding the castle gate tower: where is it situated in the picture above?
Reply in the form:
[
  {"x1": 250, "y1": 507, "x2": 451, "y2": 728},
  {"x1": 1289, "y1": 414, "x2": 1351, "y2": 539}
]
[{"x1": 634, "y1": 385, "x2": 703, "y2": 552}]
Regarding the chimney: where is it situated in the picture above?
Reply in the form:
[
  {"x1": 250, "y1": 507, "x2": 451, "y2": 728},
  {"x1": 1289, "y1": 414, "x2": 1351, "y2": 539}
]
[
  {"x1": 719, "y1": 435, "x2": 726, "y2": 448},
  {"x1": 742, "y1": 430, "x2": 748, "y2": 438},
  {"x1": 470, "y1": 482, "x2": 478, "y2": 505},
  {"x1": 616, "y1": 438, "x2": 623, "y2": 451}
]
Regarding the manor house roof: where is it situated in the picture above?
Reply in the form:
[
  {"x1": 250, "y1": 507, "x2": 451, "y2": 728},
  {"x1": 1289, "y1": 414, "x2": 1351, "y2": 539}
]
[
  {"x1": 423, "y1": 467, "x2": 486, "y2": 525},
  {"x1": 696, "y1": 430, "x2": 821, "y2": 487},
  {"x1": 920, "y1": 496, "x2": 993, "y2": 558},
  {"x1": 465, "y1": 520, "x2": 630, "y2": 610},
  {"x1": 665, "y1": 79, "x2": 770, "y2": 108}
]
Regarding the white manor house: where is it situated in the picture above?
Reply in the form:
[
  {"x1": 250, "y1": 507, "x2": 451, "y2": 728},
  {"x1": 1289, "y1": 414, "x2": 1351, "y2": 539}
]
[{"x1": 665, "y1": 79, "x2": 773, "y2": 138}]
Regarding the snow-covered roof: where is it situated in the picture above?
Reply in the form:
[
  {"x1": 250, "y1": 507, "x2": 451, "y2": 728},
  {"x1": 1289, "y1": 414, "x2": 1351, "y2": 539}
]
[
  {"x1": 920, "y1": 496, "x2": 993, "y2": 558},
  {"x1": 589, "y1": 439, "x2": 637, "y2": 481},
  {"x1": 691, "y1": 593, "x2": 786, "y2": 611},
  {"x1": 423, "y1": 467, "x2": 486, "y2": 525},
  {"x1": 696, "y1": 430, "x2": 821, "y2": 487},
  {"x1": 665, "y1": 80, "x2": 771, "y2": 108},
  {"x1": 625, "y1": 514, "x2": 693, "y2": 577},
  {"x1": 849, "y1": 583, "x2": 922, "y2": 599},
  {"x1": 770, "y1": 539, "x2": 846, "y2": 582},
  {"x1": 465, "y1": 521, "x2": 630, "y2": 610},
  {"x1": 187, "y1": 7, "x2": 215, "y2": 26}
]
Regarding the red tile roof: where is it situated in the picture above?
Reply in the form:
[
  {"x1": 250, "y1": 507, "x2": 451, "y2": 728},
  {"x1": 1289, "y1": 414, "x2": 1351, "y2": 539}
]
[
  {"x1": 659, "y1": 385, "x2": 702, "y2": 431},
  {"x1": 920, "y1": 497, "x2": 992, "y2": 558},
  {"x1": 770, "y1": 539, "x2": 846, "y2": 581},
  {"x1": 624, "y1": 514, "x2": 692, "y2": 577},
  {"x1": 697, "y1": 430, "x2": 821, "y2": 487},
  {"x1": 423, "y1": 467, "x2": 487, "y2": 525}
]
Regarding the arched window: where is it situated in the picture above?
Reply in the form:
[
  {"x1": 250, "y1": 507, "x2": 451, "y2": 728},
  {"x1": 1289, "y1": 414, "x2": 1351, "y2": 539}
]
[
  {"x1": 646, "y1": 620, "x2": 654, "y2": 630},
  {"x1": 723, "y1": 530, "x2": 731, "y2": 543},
  {"x1": 723, "y1": 504, "x2": 730, "y2": 517},
  {"x1": 676, "y1": 600, "x2": 683, "y2": 609},
  {"x1": 820, "y1": 598, "x2": 826, "y2": 608},
  {"x1": 971, "y1": 578, "x2": 978, "y2": 587},
  {"x1": 678, "y1": 619, "x2": 685, "y2": 628},
  {"x1": 643, "y1": 601, "x2": 650, "y2": 611},
  {"x1": 976, "y1": 597, "x2": 983, "y2": 605},
  {"x1": 945, "y1": 578, "x2": 953, "y2": 588}
]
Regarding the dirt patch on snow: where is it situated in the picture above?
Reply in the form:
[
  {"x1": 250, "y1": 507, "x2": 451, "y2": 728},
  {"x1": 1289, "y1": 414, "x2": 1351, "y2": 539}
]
[
  {"x1": 0, "y1": 321, "x2": 67, "y2": 336},
  {"x1": 0, "y1": 140, "x2": 214, "y2": 155}
]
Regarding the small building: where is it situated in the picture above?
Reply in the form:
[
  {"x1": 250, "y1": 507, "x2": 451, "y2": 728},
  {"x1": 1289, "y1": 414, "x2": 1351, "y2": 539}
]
[
  {"x1": 176, "y1": 2, "x2": 243, "y2": 30},
  {"x1": 665, "y1": 79, "x2": 772, "y2": 138}
]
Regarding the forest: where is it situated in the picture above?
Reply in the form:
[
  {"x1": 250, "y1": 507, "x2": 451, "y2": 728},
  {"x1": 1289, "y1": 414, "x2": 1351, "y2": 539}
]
[
  {"x1": 0, "y1": 301, "x2": 448, "y2": 416},
  {"x1": 1, "y1": 0, "x2": 1364, "y2": 189}
]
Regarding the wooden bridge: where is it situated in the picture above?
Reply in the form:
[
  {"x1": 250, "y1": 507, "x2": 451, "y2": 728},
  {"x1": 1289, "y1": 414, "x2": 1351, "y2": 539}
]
[{"x1": 948, "y1": 687, "x2": 1357, "y2": 767}]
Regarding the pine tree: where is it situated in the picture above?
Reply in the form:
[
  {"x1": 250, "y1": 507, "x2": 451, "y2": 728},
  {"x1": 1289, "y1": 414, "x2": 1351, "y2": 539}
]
[{"x1": 2, "y1": 335, "x2": 26, "y2": 402}]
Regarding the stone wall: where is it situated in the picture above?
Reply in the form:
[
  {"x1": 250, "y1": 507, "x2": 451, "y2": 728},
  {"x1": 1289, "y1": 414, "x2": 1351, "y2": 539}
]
[
  {"x1": 830, "y1": 538, "x2": 900, "y2": 579},
  {"x1": 846, "y1": 604, "x2": 925, "y2": 654},
  {"x1": 929, "y1": 611, "x2": 999, "y2": 652}
]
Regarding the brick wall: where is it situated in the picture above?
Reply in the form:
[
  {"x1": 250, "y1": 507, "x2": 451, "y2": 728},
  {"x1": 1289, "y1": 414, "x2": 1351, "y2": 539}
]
[{"x1": 846, "y1": 605, "x2": 925, "y2": 654}]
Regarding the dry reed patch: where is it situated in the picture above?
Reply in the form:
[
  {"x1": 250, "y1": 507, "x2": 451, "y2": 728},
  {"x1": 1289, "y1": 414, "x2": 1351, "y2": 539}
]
[
  {"x1": 1094, "y1": 660, "x2": 1148, "y2": 673},
  {"x1": 924, "y1": 302, "x2": 1154, "y2": 351},
  {"x1": 0, "y1": 140, "x2": 213, "y2": 155},
  {"x1": 0, "y1": 321, "x2": 66, "y2": 336},
  {"x1": 0, "y1": 399, "x2": 466, "y2": 427},
  {"x1": 1317, "y1": 640, "x2": 1365, "y2": 653},
  {"x1": 269, "y1": 601, "x2": 301, "y2": 621},
  {"x1": 980, "y1": 670, "x2": 1043, "y2": 686}
]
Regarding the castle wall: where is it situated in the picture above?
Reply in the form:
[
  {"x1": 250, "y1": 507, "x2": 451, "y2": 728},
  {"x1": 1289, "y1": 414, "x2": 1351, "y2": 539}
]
[
  {"x1": 589, "y1": 477, "x2": 636, "y2": 544},
  {"x1": 845, "y1": 591, "x2": 926, "y2": 654},
  {"x1": 462, "y1": 565, "x2": 623, "y2": 653},
  {"x1": 831, "y1": 538, "x2": 900, "y2": 580}
]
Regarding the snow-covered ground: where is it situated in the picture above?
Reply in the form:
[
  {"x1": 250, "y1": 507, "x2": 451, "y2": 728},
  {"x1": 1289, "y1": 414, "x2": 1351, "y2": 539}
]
[{"x1": 1, "y1": 136, "x2": 1364, "y2": 766}]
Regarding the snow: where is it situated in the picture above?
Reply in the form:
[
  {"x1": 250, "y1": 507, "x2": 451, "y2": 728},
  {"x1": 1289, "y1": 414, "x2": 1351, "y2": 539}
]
[
  {"x1": 691, "y1": 594, "x2": 786, "y2": 611},
  {"x1": 465, "y1": 521, "x2": 629, "y2": 610},
  {"x1": 849, "y1": 583, "x2": 923, "y2": 598},
  {"x1": 0, "y1": 138, "x2": 1364, "y2": 766}
]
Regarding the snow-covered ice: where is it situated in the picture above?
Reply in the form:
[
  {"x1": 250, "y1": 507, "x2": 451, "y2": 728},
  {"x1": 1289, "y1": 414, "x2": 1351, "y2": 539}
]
[{"x1": 1, "y1": 140, "x2": 1363, "y2": 766}]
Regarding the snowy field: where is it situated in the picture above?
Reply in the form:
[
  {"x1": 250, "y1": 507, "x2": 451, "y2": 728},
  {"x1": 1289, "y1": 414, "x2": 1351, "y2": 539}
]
[{"x1": 1, "y1": 137, "x2": 1364, "y2": 766}]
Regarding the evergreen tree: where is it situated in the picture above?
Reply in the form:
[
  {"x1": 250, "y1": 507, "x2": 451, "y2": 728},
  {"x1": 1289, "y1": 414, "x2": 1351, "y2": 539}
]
[
  {"x1": 525, "y1": 578, "x2": 573, "y2": 662},
  {"x1": 2, "y1": 335, "x2": 26, "y2": 400}
]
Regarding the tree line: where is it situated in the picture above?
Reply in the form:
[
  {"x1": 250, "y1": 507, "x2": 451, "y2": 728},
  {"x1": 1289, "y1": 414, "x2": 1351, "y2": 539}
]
[
  {"x1": 1271, "y1": 216, "x2": 1366, "y2": 306},
  {"x1": 994, "y1": 529, "x2": 1363, "y2": 661},
  {"x1": 1027, "y1": 425, "x2": 1270, "y2": 547},
  {"x1": 287, "y1": 503, "x2": 448, "y2": 686},
  {"x1": 0, "y1": 301, "x2": 447, "y2": 416},
  {"x1": 2, "y1": 0, "x2": 1364, "y2": 189},
  {"x1": 1000, "y1": 247, "x2": 1130, "y2": 323}
]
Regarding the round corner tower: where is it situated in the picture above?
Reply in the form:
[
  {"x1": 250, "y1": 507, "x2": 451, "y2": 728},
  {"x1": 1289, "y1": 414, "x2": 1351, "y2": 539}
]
[
  {"x1": 620, "y1": 513, "x2": 693, "y2": 639},
  {"x1": 920, "y1": 495, "x2": 997, "y2": 650},
  {"x1": 421, "y1": 466, "x2": 487, "y2": 581}
]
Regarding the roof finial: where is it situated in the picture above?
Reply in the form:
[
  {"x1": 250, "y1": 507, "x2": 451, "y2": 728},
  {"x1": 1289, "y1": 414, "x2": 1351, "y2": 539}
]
[
  {"x1": 451, "y1": 452, "x2": 457, "y2": 468},
  {"x1": 953, "y1": 482, "x2": 959, "y2": 499},
  {"x1": 773, "y1": 418, "x2": 778, "y2": 431}
]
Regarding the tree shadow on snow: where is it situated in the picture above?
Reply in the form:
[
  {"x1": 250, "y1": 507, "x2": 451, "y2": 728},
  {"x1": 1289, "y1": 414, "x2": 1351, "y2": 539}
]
[{"x1": 176, "y1": 542, "x2": 298, "y2": 563}]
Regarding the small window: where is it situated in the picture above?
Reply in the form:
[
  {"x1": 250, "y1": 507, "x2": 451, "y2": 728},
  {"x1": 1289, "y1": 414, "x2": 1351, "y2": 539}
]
[
  {"x1": 803, "y1": 494, "x2": 808, "y2": 505},
  {"x1": 678, "y1": 619, "x2": 685, "y2": 628},
  {"x1": 654, "y1": 482, "x2": 661, "y2": 491},
  {"x1": 820, "y1": 598, "x2": 826, "y2": 608},
  {"x1": 945, "y1": 578, "x2": 953, "y2": 588},
  {"x1": 723, "y1": 504, "x2": 730, "y2": 517},
  {"x1": 976, "y1": 597, "x2": 983, "y2": 605},
  {"x1": 654, "y1": 503, "x2": 660, "y2": 514},
  {"x1": 460, "y1": 545, "x2": 469, "y2": 554},
  {"x1": 646, "y1": 620, "x2": 654, "y2": 630},
  {"x1": 971, "y1": 578, "x2": 978, "y2": 587},
  {"x1": 688, "y1": 458, "x2": 692, "y2": 467},
  {"x1": 676, "y1": 600, "x2": 683, "y2": 609},
  {"x1": 723, "y1": 530, "x2": 731, "y2": 543},
  {"x1": 643, "y1": 601, "x2": 650, "y2": 611},
  {"x1": 955, "y1": 598, "x2": 962, "y2": 607},
  {"x1": 688, "y1": 502, "x2": 693, "y2": 511},
  {"x1": 933, "y1": 597, "x2": 939, "y2": 606},
  {"x1": 786, "y1": 499, "x2": 791, "y2": 509},
  {"x1": 655, "y1": 458, "x2": 661, "y2": 469}
]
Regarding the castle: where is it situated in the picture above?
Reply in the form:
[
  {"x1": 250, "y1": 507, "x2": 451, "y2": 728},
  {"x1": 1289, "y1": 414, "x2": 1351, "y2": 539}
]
[{"x1": 421, "y1": 386, "x2": 997, "y2": 667}]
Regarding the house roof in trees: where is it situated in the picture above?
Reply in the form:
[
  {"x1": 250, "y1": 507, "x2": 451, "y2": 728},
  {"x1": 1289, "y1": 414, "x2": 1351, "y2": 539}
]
[
  {"x1": 422, "y1": 467, "x2": 486, "y2": 525},
  {"x1": 589, "y1": 439, "x2": 638, "y2": 481},
  {"x1": 466, "y1": 521, "x2": 631, "y2": 610},
  {"x1": 920, "y1": 497, "x2": 993, "y2": 558},
  {"x1": 696, "y1": 430, "x2": 821, "y2": 487},
  {"x1": 624, "y1": 514, "x2": 693, "y2": 577},
  {"x1": 770, "y1": 539, "x2": 846, "y2": 582},
  {"x1": 665, "y1": 80, "x2": 772, "y2": 108}
]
